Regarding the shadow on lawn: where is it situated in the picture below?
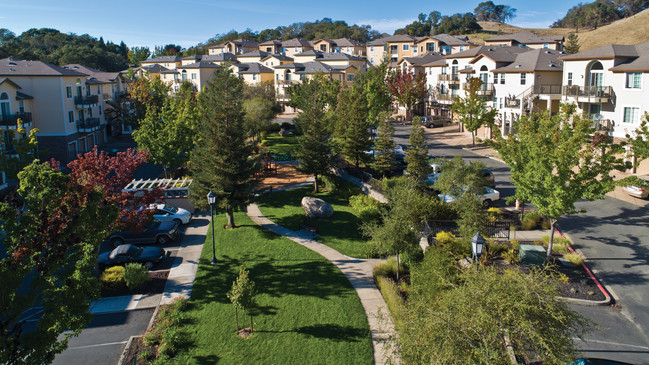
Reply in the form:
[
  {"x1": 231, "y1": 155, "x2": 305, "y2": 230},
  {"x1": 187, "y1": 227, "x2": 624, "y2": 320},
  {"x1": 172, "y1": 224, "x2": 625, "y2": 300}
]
[{"x1": 256, "y1": 324, "x2": 368, "y2": 342}]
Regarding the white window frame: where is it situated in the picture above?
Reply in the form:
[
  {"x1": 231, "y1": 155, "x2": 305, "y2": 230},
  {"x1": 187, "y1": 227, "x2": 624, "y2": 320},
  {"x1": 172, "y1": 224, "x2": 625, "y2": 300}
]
[
  {"x1": 68, "y1": 110, "x2": 75, "y2": 123},
  {"x1": 622, "y1": 105, "x2": 641, "y2": 124},
  {"x1": 567, "y1": 72, "x2": 573, "y2": 86},
  {"x1": 626, "y1": 72, "x2": 642, "y2": 89},
  {"x1": 66, "y1": 86, "x2": 73, "y2": 99},
  {"x1": 520, "y1": 73, "x2": 526, "y2": 85}
]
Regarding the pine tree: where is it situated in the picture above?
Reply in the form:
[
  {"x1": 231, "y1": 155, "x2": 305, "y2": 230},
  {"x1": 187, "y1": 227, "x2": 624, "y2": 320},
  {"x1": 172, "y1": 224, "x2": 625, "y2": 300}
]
[
  {"x1": 405, "y1": 118, "x2": 432, "y2": 183},
  {"x1": 334, "y1": 86, "x2": 372, "y2": 168},
  {"x1": 372, "y1": 113, "x2": 396, "y2": 178},
  {"x1": 190, "y1": 69, "x2": 259, "y2": 228},
  {"x1": 564, "y1": 32, "x2": 580, "y2": 54}
]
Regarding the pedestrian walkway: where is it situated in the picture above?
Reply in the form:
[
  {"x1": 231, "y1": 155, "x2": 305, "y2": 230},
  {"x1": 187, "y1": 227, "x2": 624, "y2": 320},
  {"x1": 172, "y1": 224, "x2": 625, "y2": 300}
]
[{"x1": 246, "y1": 203, "x2": 398, "y2": 365}]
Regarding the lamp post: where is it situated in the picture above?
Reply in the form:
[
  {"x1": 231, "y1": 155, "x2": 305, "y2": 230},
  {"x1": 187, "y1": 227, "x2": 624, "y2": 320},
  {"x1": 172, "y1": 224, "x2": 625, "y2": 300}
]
[
  {"x1": 471, "y1": 232, "x2": 486, "y2": 266},
  {"x1": 207, "y1": 191, "x2": 217, "y2": 265}
]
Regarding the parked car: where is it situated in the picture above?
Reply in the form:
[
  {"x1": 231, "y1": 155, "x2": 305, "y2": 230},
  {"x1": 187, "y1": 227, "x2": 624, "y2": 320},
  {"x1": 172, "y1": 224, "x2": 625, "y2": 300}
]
[
  {"x1": 150, "y1": 203, "x2": 193, "y2": 225},
  {"x1": 423, "y1": 160, "x2": 495, "y2": 188},
  {"x1": 98, "y1": 244, "x2": 168, "y2": 270},
  {"x1": 622, "y1": 175, "x2": 649, "y2": 198},
  {"x1": 108, "y1": 220, "x2": 179, "y2": 247},
  {"x1": 438, "y1": 186, "x2": 501, "y2": 207},
  {"x1": 421, "y1": 115, "x2": 452, "y2": 128}
]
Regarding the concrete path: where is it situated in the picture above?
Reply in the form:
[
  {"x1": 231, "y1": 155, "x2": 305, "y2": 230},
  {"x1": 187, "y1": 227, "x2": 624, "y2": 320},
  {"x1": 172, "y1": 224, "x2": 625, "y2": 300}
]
[{"x1": 246, "y1": 203, "x2": 397, "y2": 365}]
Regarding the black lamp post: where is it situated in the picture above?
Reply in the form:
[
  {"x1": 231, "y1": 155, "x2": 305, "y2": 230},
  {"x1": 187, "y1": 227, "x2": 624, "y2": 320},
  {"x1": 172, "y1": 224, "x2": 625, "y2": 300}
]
[
  {"x1": 207, "y1": 191, "x2": 217, "y2": 265},
  {"x1": 471, "y1": 232, "x2": 486, "y2": 265}
]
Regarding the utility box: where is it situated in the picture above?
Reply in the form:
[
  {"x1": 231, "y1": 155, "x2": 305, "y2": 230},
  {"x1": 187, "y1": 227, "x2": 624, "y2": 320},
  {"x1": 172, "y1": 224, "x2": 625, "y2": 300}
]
[{"x1": 519, "y1": 244, "x2": 547, "y2": 266}]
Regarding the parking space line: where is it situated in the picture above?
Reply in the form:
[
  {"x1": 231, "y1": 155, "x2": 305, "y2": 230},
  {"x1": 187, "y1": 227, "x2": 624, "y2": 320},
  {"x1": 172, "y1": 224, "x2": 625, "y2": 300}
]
[{"x1": 67, "y1": 340, "x2": 128, "y2": 350}]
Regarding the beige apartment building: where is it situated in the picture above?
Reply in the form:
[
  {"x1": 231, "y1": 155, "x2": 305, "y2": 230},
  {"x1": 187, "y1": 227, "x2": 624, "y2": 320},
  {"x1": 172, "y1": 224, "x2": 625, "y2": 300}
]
[
  {"x1": 485, "y1": 32, "x2": 564, "y2": 51},
  {"x1": 140, "y1": 55, "x2": 182, "y2": 70},
  {"x1": 281, "y1": 38, "x2": 315, "y2": 58},
  {"x1": 161, "y1": 62, "x2": 221, "y2": 92},
  {"x1": 208, "y1": 39, "x2": 259, "y2": 55},
  {"x1": 367, "y1": 34, "x2": 474, "y2": 66},
  {"x1": 231, "y1": 63, "x2": 274, "y2": 84}
]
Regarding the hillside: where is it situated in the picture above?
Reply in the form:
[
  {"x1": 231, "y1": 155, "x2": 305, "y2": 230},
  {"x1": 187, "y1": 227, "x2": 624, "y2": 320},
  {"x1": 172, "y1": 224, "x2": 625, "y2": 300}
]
[{"x1": 464, "y1": 10, "x2": 649, "y2": 51}]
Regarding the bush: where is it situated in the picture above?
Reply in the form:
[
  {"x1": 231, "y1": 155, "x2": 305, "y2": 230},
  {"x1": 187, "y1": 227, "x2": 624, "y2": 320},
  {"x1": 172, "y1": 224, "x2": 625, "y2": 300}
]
[
  {"x1": 373, "y1": 257, "x2": 408, "y2": 282},
  {"x1": 349, "y1": 194, "x2": 381, "y2": 212},
  {"x1": 510, "y1": 239, "x2": 520, "y2": 250},
  {"x1": 487, "y1": 207, "x2": 502, "y2": 222},
  {"x1": 280, "y1": 122, "x2": 293, "y2": 130},
  {"x1": 563, "y1": 252, "x2": 585, "y2": 266},
  {"x1": 375, "y1": 276, "x2": 406, "y2": 324},
  {"x1": 444, "y1": 238, "x2": 472, "y2": 258},
  {"x1": 541, "y1": 219, "x2": 552, "y2": 230},
  {"x1": 143, "y1": 297, "x2": 187, "y2": 349},
  {"x1": 267, "y1": 123, "x2": 281, "y2": 132},
  {"x1": 521, "y1": 211, "x2": 542, "y2": 230},
  {"x1": 541, "y1": 235, "x2": 571, "y2": 254},
  {"x1": 502, "y1": 249, "x2": 519, "y2": 264},
  {"x1": 100, "y1": 266, "x2": 125, "y2": 290},
  {"x1": 320, "y1": 175, "x2": 357, "y2": 201},
  {"x1": 435, "y1": 231, "x2": 456, "y2": 246},
  {"x1": 487, "y1": 241, "x2": 509, "y2": 256},
  {"x1": 123, "y1": 263, "x2": 152, "y2": 290}
]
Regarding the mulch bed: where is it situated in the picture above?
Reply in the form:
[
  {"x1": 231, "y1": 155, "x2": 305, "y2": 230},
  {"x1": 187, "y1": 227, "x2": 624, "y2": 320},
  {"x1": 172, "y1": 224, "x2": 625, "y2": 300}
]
[{"x1": 100, "y1": 270, "x2": 169, "y2": 298}]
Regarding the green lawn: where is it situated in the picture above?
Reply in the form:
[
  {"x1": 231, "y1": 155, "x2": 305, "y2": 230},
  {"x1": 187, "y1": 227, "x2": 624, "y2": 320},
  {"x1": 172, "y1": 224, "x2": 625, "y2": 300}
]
[
  {"x1": 172, "y1": 212, "x2": 373, "y2": 364},
  {"x1": 256, "y1": 186, "x2": 370, "y2": 258},
  {"x1": 263, "y1": 134, "x2": 299, "y2": 156}
]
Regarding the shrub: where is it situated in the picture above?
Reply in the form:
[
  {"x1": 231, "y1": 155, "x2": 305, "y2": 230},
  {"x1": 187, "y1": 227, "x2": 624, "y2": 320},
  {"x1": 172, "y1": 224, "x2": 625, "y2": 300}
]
[
  {"x1": 373, "y1": 257, "x2": 408, "y2": 282},
  {"x1": 563, "y1": 252, "x2": 585, "y2": 266},
  {"x1": 541, "y1": 219, "x2": 552, "y2": 230},
  {"x1": 521, "y1": 211, "x2": 541, "y2": 230},
  {"x1": 280, "y1": 122, "x2": 293, "y2": 130},
  {"x1": 487, "y1": 207, "x2": 502, "y2": 222},
  {"x1": 510, "y1": 239, "x2": 520, "y2": 250},
  {"x1": 487, "y1": 241, "x2": 509, "y2": 256},
  {"x1": 556, "y1": 272, "x2": 570, "y2": 284},
  {"x1": 375, "y1": 276, "x2": 405, "y2": 324},
  {"x1": 123, "y1": 263, "x2": 151, "y2": 290},
  {"x1": 267, "y1": 122, "x2": 281, "y2": 132},
  {"x1": 542, "y1": 235, "x2": 571, "y2": 254},
  {"x1": 435, "y1": 231, "x2": 456, "y2": 246},
  {"x1": 444, "y1": 237, "x2": 472, "y2": 258},
  {"x1": 100, "y1": 266, "x2": 125, "y2": 290},
  {"x1": 320, "y1": 175, "x2": 357, "y2": 201},
  {"x1": 349, "y1": 194, "x2": 381, "y2": 212},
  {"x1": 143, "y1": 297, "x2": 187, "y2": 351},
  {"x1": 502, "y1": 249, "x2": 519, "y2": 264}
]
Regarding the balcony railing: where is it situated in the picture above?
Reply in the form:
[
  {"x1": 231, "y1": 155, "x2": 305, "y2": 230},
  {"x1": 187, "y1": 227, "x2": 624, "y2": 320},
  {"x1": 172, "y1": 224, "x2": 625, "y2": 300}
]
[
  {"x1": 466, "y1": 83, "x2": 494, "y2": 97},
  {"x1": 562, "y1": 85, "x2": 613, "y2": 100},
  {"x1": 436, "y1": 94, "x2": 455, "y2": 102},
  {"x1": 533, "y1": 84, "x2": 562, "y2": 95},
  {"x1": 77, "y1": 118, "x2": 101, "y2": 132},
  {"x1": 438, "y1": 74, "x2": 460, "y2": 82},
  {"x1": 74, "y1": 95, "x2": 99, "y2": 107},
  {"x1": 276, "y1": 80, "x2": 300, "y2": 86},
  {"x1": 0, "y1": 112, "x2": 32, "y2": 126}
]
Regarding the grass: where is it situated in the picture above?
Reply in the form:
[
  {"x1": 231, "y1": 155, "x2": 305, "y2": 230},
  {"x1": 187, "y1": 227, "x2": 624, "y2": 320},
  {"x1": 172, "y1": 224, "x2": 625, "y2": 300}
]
[
  {"x1": 172, "y1": 212, "x2": 372, "y2": 364},
  {"x1": 256, "y1": 185, "x2": 369, "y2": 258},
  {"x1": 262, "y1": 133, "x2": 299, "y2": 156}
]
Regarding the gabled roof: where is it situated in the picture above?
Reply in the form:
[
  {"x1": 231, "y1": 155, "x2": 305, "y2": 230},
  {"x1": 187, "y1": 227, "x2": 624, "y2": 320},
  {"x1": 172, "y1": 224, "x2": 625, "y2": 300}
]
[
  {"x1": 432, "y1": 33, "x2": 472, "y2": 46},
  {"x1": 178, "y1": 62, "x2": 221, "y2": 69},
  {"x1": 0, "y1": 77, "x2": 22, "y2": 89},
  {"x1": 274, "y1": 61, "x2": 344, "y2": 74},
  {"x1": 383, "y1": 34, "x2": 417, "y2": 43},
  {"x1": 225, "y1": 39, "x2": 259, "y2": 48},
  {"x1": 181, "y1": 55, "x2": 203, "y2": 61},
  {"x1": 0, "y1": 57, "x2": 88, "y2": 77},
  {"x1": 486, "y1": 32, "x2": 564, "y2": 44},
  {"x1": 234, "y1": 63, "x2": 274, "y2": 74},
  {"x1": 142, "y1": 55, "x2": 182, "y2": 63},
  {"x1": 137, "y1": 64, "x2": 169, "y2": 73},
  {"x1": 367, "y1": 36, "x2": 390, "y2": 46},
  {"x1": 16, "y1": 91, "x2": 33, "y2": 100},
  {"x1": 332, "y1": 38, "x2": 365, "y2": 47},
  {"x1": 422, "y1": 58, "x2": 448, "y2": 67},
  {"x1": 63, "y1": 64, "x2": 121, "y2": 83},
  {"x1": 207, "y1": 43, "x2": 225, "y2": 49},
  {"x1": 445, "y1": 45, "x2": 529, "y2": 62},
  {"x1": 260, "y1": 39, "x2": 282, "y2": 46},
  {"x1": 560, "y1": 44, "x2": 639, "y2": 61},
  {"x1": 320, "y1": 52, "x2": 364, "y2": 61},
  {"x1": 493, "y1": 49, "x2": 563, "y2": 73},
  {"x1": 282, "y1": 38, "x2": 313, "y2": 47},
  {"x1": 261, "y1": 54, "x2": 294, "y2": 62},
  {"x1": 294, "y1": 50, "x2": 324, "y2": 57},
  {"x1": 401, "y1": 52, "x2": 445, "y2": 67},
  {"x1": 202, "y1": 53, "x2": 237, "y2": 62},
  {"x1": 608, "y1": 41, "x2": 649, "y2": 72},
  {"x1": 237, "y1": 50, "x2": 271, "y2": 58}
]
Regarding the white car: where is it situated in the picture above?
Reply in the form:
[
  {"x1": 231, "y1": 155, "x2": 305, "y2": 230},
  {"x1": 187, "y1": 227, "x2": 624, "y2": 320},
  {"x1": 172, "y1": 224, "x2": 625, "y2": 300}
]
[
  {"x1": 150, "y1": 204, "x2": 193, "y2": 225},
  {"x1": 438, "y1": 187, "x2": 501, "y2": 207}
]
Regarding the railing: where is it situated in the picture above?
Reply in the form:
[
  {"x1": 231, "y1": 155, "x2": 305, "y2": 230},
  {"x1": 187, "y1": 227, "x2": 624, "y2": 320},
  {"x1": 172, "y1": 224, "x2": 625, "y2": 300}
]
[
  {"x1": 438, "y1": 74, "x2": 460, "y2": 82},
  {"x1": 276, "y1": 80, "x2": 300, "y2": 86},
  {"x1": 426, "y1": 220, "x2": 512, "y2": 239},
  {"x1": 466, "y1": 83, "x2": 494, "y2": 97},
  {"x1": 533, "y1": 84, "x2": 562, "y2": 95},
  {"x1": 562, "y1": 85, "x2": 613, "y2": 99},
  {"x1": 77, "y1": 118, "x2": 100, "y2": 132},
  {"x1": 436, "y1": 94, "x2": 454, "y2": 102},
  {"x1": 0, "y1": 112, "x2": 32, "y2": 125},
  {"x1": 74, "y1": 95, "x2": 99, "y2": 106}
]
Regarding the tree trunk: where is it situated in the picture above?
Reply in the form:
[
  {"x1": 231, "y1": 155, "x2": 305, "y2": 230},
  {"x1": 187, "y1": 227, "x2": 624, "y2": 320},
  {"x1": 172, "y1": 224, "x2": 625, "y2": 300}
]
[
  {"x1": 547, "y1": 219, "x2": 556, "y2": 258},
  {"x1": 163, "y1": 166, "x2": 168, "y2": 179},
  {"x1": 250, "y1": 313, "x2": 254, "y2": 332},
  {"x1": 234, "y1": 306, "x2": 239, "y2": 331},
  {"x1": 471, "y1": 131, "x2": 476, "y2": 147},
  {"x1": 225, "y1": 207, "x2": 235, "y2": 229},
  {"x1": 313, "y1": 174, "x2": 319, "y2": 193},
  {"x1": 396, "y1": 252, "x2": 400, "y2": 282}
]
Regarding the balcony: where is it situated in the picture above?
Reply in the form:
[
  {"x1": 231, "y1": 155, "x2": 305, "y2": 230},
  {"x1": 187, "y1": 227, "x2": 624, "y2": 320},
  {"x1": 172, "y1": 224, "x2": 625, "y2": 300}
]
[
  {"x1": 276, "y1": 80, "x2": 300, "y2": 87},
  {"x1": 436, "y1": 94, "x2": 455, "y2": 103},
  {"x1": 77, "y1": 118, "x2": 101, "y2": 133},
  {"x1": 562, "y1": 85, "x2": 612, "y2": 103},
  {"x1": 0, "y1": 112, "x2": 33, "y2": 128},
  {"x1": 74, "y1": 95, "x2": 99, "y2": 108},
  {"x1": 438, "y1": 74, "x2": 460, "y2": 83},
  {"x1": 533, "y1": 84, "x2": 562, "y2": 96}
]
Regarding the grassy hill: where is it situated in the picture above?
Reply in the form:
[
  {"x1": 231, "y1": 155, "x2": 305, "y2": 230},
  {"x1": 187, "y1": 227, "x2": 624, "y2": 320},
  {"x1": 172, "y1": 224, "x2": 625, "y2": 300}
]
[{"x1": 463, "y1": 10, "x2": 649, "y2": 51}]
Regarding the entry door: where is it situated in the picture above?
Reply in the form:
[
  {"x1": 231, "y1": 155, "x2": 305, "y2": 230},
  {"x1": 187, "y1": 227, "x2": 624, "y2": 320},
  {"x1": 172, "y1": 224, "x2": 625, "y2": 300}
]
[{"x1": 589, "y1": 72, "x2": 603, "y2": 88}]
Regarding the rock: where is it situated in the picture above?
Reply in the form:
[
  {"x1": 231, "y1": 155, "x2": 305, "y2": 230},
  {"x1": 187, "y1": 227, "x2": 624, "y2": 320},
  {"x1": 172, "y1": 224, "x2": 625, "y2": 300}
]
[
  {"x1": 301, "y1": 196, "x2": 334, "y2": 218},
  {"x1": 458, "y1": 257, "x2": 474, "y2": 269},
  {"x1": 279, "y1": 128, "x2": 291, "y2": 137}
]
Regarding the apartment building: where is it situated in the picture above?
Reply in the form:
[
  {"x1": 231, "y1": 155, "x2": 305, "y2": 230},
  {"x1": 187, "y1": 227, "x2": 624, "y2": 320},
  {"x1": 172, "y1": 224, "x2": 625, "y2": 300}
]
[
  {"x1": 161, "y1": 62, "x2": 221, "y2": 92},
  {"x1": 312, "y1": 38, "x2": 366, "y2": 57},
  {"x1": 0, "y1": 74, "x2": 34, "y2": 188},
  {"x1": 237, "y1": 50, "x2": 271, "y2": 64},
  {"x1": 485, "y1": 32, "x2": 564, "y2": 51},
  {"x1": 140, "y1": 55, "x2": 182, "y2": 70},
  {"x1": 0, "y1": 58, "x2": 109, "y2": 163},
  {"x1": 366, "y1": 37, "x2": 388, "y2": 66},
  {"x1": 231, "y1": 63, "x2": 274, "y2": 84},
  {"x1": 281, "y1": 38, "x2": 315, "y2": 58},
  {"x1": 259, "y1": 40, "x2": 283, "y2": 54},
  {"x1": 273, "y1": 61, "x2": 347, "y2": 106},
  {"x1": 260, "y1": 54, "x2": 294, "y2": 68},
  {"x1": 208, "y1": 39, "x2": 259, "y2": 55},
  {"x1": 367, "y1": 34, "x2": 474, "y2": 66},
  {"x1": 560, "y1": 41, "x2": 649, "y2": 139}
]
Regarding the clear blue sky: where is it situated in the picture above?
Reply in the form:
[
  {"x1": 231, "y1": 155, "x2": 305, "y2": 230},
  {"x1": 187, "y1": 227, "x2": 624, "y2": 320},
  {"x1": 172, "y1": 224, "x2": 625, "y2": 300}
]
[{"x1": 0, "y1": 0, "x2": 581, "y2": 50}]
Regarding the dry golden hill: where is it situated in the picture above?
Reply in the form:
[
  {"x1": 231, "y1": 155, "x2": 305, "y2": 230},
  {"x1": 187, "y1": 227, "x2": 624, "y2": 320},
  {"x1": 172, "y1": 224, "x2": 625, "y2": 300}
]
[{"x1": 462, "y1": 11, "x2": 649, "y2": 51}]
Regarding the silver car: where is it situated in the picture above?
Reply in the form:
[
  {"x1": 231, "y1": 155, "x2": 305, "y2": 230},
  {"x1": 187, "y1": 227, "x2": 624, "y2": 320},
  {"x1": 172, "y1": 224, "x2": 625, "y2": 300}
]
[
  {"x1": 622, "y1": 175, "x2": 649, "y2": 199},
  {"x1": 150, "y1": 204, "x2": 193, "y2": 225}
]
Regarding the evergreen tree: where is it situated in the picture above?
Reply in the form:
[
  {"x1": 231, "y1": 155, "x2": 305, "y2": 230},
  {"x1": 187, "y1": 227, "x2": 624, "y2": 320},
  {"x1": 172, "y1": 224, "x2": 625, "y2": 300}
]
[
  {"x1": 372, "y1": 113, "x2": 396, "y2": 178},
  {"x1": 334, "y1": 86, "x2": 372, "y2": 168},
  {"x1": 190, "y1": 69, "x2": 259, "y2": 228},
  {"x1": 404, "y1": 119, "x2": 432, "y2": 183},
  {"x1": 564, "y1": 32, "x2": 580, "y2": 54}
]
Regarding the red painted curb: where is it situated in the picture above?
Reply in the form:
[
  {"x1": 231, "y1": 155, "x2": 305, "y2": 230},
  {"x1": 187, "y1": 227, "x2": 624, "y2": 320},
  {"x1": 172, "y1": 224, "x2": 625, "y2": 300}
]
[{"x1": 554, "y1": 226, "x2": 613, "y2": 304}]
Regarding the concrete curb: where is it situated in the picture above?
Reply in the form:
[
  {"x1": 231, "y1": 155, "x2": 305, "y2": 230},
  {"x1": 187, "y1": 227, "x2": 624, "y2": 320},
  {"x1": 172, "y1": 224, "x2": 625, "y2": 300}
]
[
  {"x1": 554, "y1": 226, "x2": 614, "y2": 306},
  {"x1": 116, "y1": 335, "x2": 138, "y2": 365}
]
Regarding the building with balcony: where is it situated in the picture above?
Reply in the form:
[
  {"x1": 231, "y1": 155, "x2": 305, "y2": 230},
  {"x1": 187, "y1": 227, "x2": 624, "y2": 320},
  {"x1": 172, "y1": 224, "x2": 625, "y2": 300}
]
[
  {"x1": 312, "y1": 38, "x2": 366, "y2": 57},
  {"x1": 414, "y1": 34, "x2": 473, "y2": 56},
  {"x1": 485, "y1": 32, "x2": 564, "y2": 51},
  {"x1": 161, "y1": 62, "x2": 221, "y2": 92},
  {"x1": 560, "y1": 41, "x2": 649, "y2": 139},
  {"x1": 366, "y1": 36, "x2": 389, "y2": 66},
  {"x1": 209, "y1": 39, "x2": 259, "y2": 55},
  {"x1": 140, "y1": 55, "x2": 182, "y2": 70},
  {"x1": 231, "y1": 63, "x2": 274, "y2": 85},
  {"x1": 259, "y1": 40, "x2": 283, "y2": 54}
]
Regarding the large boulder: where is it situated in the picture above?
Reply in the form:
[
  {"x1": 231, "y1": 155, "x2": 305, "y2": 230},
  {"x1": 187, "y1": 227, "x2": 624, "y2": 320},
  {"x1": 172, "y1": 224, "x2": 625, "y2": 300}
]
[
  {"x1": 279, "y1": 128, "x2": 291, "y2": 137},
  {"x1": 301, "y1": 196, "x2": 334, "y2": 218}
]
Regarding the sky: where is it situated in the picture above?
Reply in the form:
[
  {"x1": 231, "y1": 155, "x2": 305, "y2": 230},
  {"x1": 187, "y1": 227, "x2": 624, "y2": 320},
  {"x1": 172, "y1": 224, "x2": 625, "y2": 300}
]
[{"x1": 0, "y1": 0, "x2": 581, "y2": 50}]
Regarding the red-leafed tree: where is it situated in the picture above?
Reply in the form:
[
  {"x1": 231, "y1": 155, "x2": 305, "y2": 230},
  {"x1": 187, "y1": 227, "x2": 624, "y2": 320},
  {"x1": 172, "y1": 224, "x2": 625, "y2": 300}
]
[
  {"x1": 387, "y1": 68, "x2": 428, "y2": 121},
  {"x1": 0, "y1": 148, "x2": 159, "y2": 364}
]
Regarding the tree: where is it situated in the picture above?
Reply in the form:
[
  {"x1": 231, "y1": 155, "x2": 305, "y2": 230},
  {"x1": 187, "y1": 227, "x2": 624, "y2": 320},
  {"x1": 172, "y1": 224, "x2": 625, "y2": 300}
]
[
  {"x1": 404, "y1": 119, "x2": 432, "y2": 183},
  {"x1": 0, "y1": 149, "x2": 155, "y2": 364},
  {"x1": 132, "y1": 83, "x2": 197, "y2": 178},
  {"x1": 289, "y1": 74, "x2": 339, "y2": 193},
  {"x1": 242, "y1": 83, "x2": 281, "y2": 142},
  {"x1": 451, "y1": 77, "x2": 497, "y2": 147},
  {"x1": 0, "y1": 121, "x2": 39, "y2": 179},
  {"x1": 400, "y1": 248, "x2": 592, "y2": 364},
  {"x1": 387, "y1": 68, "x2": 427, "y2": 121},
  {"x1": 564, "y1": 32, "x2": 580, "y2": 54},
  {"x1": 372, "y1": 112, "x2": 396, "y2": 178},
  {"x1": 435, "y1": 13, "x2": 482, "y2": 35},
  {"x1": 152, "y1": 44, "x2": 182, "y2": 58},
  {"x1": 486, "y1": 105, "x2": 629, "y2": 257},
  {"x1": 126, "y1": 74, "x2": 170, "y2": 127},
  {"x1": 333, "y1": 85, "x2": 372, "y2": 168},
  {"x1": 189, "y1": 69, "x2": 259, "y2": 228},
  {"x1": 474, "y1": 1, "x2": 517, "y2": 23},
  {"x1": 227, "y1": 266, "x2": 257, "y2": 332},
  {"x1": 625, "y1": 112, "x2": 649, "y2": 169},
  {"x1": 127, "y1": 46, "x2": 151, "y2": 65},
  {"x1": 359, "y1": 60, "x2": 392, "y2": 126}
]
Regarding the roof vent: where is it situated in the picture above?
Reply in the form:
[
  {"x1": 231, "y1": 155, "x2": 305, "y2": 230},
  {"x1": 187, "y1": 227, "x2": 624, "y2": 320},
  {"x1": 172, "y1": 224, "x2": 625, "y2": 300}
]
[
  {"x1": 549, "y1": 64, "x2": 556, "y2": 67},
  {"x1": 545, "y1": 50, "x2": 552, "y2": 54},
  {"x1": 515, "y1": 64, "x2": 522, "y2": 68}
]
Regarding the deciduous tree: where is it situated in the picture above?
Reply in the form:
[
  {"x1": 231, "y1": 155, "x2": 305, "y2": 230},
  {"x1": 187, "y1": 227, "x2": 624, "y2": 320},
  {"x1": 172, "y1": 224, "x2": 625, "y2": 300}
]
[
  {"x1": 451, "y1": 77, "x2": 497, "y2": 146},
  {"x1": 387, "y1": 68, "x2": 427, "y2": 121},
  {"x1": 127, "y1": 46, "x2": 151, "y2": 65}
]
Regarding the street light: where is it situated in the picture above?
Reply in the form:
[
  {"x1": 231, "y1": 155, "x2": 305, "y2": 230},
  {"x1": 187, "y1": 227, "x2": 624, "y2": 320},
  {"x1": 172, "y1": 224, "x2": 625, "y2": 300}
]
[
  {"x1": 207, "y1": 190, "x2": 217, "y2": 265},
  {"x1": 471, "y1": 232, "x2": 486, "y2": 264}
]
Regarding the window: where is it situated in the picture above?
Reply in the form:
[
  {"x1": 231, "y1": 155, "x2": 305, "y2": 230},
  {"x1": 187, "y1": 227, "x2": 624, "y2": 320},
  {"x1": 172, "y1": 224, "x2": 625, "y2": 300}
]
[
  {"x1": 520, "y1": 73, "x2": 526, "y2": 85},
  {"x1": 191, "y1": 73, "x2": 196, "y2": 80},
  {"x1": 370, "y1": 57, "x2": 374, "y2": 64},
  {"x1": 494, "y1": 73, "x2": 498, "y2": 84},
  {"x1": 403, "y1": 44, "x2": 409, "y2": 51},
  {"x1": 500, "y1": 73, "x2": 505, "y2": 84},
  {"x1": 97, "y1": 86, "x2": 101, "y2": 95},
  {"x1": 499, "y1": 97, "x2": 503, "y2": 109},
  {"x1": 252, "y1": 74, "x2": 257, "y2": 81},
  {"x1": 18, "y1": 101, "x2": 24, "y2": 113},
  {"x1": 459, "y1": 46, "x2": 464, "y2": 52},
  {"x1": 624, "y1": 107, "x2": 640, "y2": 123},
  {"x1": 346, "y1": 47, "x2": 350, "y2": 52},
  {"x1": 88, "y1": 107, "x2": 92, "y2": 118},
  {"x1": 99, "y1": 105, "x2": 102, "y2": 115},
  {"x1": 370, "y1": 46, "x2": 374, "y2": 52},
  {"x1": 493, "y1": 97, "x2": 497, "y2": 109},
  {"x1": 294, "y1": 47, "x2": 298, "y2": 52},
  {"x1": 567, "y1": 72, "x2": 573, "y2": 86},
  {"x1": 68, "y1": 111, "x2": 74, "y2": 123},
  {"x1": 413, "y1": 47, "x2": 418, "y2": 54},
  {"x1": 543, "y1": 43, "x2": 549, "y2": 49},
  {"x1": 66, "y1": 86, "x2": 72, "y2": 98},
  {"x1": 347, "y1": 74, "x2": 354, "y2": 82},
  {"x1": 441, "y1": 66, "x2": 447, "y2": 75},
  {"x1": 86, "y1": 85, "x2": 91, "y2": 96},
  {"x1": 626, "y1": 72, "x2": 642, "y2": 89}
]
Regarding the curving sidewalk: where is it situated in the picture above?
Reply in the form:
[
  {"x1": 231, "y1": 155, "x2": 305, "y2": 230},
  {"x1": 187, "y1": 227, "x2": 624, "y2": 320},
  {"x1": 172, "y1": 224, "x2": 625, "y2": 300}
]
[{"x1": 246, "y1": 203, "x2": 398, "y2": 365}]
